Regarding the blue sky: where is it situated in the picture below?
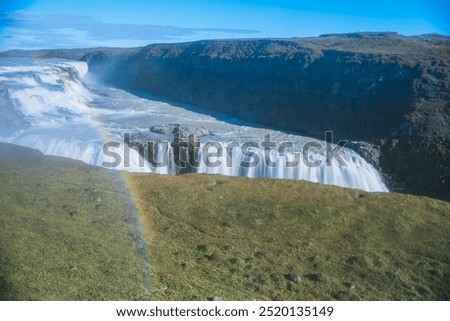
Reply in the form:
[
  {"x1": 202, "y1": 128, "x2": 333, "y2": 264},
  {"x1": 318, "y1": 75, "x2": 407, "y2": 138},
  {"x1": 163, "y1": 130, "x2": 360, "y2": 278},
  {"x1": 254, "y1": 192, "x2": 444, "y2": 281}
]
[{"x1": 0, "y1": 0, "x2": 449, "y2": 50}]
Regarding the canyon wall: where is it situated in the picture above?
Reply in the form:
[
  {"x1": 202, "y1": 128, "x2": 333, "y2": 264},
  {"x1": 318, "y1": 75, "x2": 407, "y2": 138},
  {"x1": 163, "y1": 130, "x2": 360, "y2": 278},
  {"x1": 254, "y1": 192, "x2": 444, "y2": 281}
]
[{"x1": 83, "y1": 33, "x2": 450, "y2": 198}]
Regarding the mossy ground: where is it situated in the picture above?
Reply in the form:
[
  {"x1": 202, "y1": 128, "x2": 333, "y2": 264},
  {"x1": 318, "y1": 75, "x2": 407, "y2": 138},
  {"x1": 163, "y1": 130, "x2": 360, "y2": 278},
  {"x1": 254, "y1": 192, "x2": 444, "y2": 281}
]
[
  {"x1": 126, "y1": 173, "x2": 450, "y2": 301},
  {"x1": 0, "y1": 143, "x2": 149, "y2": 300}
]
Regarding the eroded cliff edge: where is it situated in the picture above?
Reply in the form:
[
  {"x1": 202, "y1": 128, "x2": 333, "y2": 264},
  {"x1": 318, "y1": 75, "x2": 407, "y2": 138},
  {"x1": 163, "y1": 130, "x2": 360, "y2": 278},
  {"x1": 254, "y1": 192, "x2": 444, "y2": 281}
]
[{"x1": 83, "y1": 33, "x2": 450, "y2": 198}]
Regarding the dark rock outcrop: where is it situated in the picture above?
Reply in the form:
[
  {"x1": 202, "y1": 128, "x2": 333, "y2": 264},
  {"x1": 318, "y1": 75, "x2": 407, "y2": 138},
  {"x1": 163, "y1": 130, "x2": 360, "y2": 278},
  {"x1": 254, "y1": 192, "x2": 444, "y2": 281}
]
[
  {"x1": 150, "y1": 124, "x2": 211, "y2": 139},
  {"x1": 128, "y1": 125, "x2": 203, "y2": 174},
  {"x1": 346, "y1": 141, "x2": 381, "y2": 168},
  {"x1": 171, "y1": 129, "x2": 200, "y2": 175},
  {"x1": 83, "y1": 33, "x2": 450, "y2": 198}
]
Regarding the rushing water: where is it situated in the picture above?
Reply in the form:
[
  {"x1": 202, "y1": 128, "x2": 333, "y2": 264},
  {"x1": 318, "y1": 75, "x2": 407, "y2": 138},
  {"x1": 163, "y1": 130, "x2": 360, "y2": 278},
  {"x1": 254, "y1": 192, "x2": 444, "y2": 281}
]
[{"x1": 0, "y1": 58, "x2": 388, "y2": 192}]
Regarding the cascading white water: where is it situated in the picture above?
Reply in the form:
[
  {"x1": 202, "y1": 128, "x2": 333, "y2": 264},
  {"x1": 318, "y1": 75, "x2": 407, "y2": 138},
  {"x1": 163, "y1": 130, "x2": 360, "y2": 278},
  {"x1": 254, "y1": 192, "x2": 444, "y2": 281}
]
[
  {"x1": 0, "y1": 58, "x2": 150, "y2": 172},
  {"x1": 0, "y1": 57, "x2": 388, "y2": 192},
  {"x1": 196, "y1": 142, "x2": 388, "y2": 192}
]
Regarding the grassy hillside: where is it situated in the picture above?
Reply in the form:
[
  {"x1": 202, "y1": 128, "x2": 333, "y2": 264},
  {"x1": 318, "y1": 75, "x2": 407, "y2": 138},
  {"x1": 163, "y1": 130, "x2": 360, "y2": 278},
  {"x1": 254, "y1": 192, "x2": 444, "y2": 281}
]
[
  {"x1": 126, "y1": 173, "x2": 450, "y2": 300},
  {"x1": 0, "y1": 143, "x2": 449, "y2": 300},
  {"x1": 0, "y1": 143, "x2": 149, "y2": 300}
]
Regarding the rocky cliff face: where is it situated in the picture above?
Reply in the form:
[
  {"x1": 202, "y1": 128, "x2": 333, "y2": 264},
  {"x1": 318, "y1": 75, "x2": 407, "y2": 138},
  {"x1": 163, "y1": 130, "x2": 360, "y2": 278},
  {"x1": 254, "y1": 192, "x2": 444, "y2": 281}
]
[{"x1": 83, "y1": 33, "x2": 450, "y2": 198}]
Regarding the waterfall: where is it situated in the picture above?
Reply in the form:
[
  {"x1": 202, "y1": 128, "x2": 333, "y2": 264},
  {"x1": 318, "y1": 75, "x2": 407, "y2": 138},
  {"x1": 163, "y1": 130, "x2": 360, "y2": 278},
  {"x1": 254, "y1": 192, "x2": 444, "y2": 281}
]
[
  {"x1": 196, "y1": 142, "x2": 388, "y2": 192},
  {"x1": 0, "y1": 57, "x2": 389, "y2": 192}
]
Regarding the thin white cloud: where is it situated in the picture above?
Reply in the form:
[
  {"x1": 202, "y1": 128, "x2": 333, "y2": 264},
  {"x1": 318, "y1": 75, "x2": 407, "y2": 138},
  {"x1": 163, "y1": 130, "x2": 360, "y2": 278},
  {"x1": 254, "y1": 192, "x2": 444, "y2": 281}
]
[{"x1": 0, "y1": 11, "x2": 260, "y2": 50}]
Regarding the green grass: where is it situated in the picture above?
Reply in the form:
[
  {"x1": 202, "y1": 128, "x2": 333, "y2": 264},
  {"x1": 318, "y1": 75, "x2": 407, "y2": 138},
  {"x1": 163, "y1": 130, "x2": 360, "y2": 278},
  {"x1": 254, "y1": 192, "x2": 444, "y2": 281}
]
[
  {"x1": 1, "y1": 143, "x2": 449, "y2": 300},
  {"x1": 126, "y1": 173, "x2": 450, "y2": 301},
  {"x1": 0, "y1": 144, "x2": 149, "y2": 300}
]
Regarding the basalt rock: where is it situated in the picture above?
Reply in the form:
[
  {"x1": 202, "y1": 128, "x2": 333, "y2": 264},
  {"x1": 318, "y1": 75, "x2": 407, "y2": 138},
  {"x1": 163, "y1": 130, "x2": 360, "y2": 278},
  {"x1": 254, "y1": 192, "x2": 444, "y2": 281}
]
[
  {"x1": 128, "y1": 126, "x2": 202, "y2": 175},
  {"x1": 346, "y1": 141, "x2": 381, "y2": 168},
  {"x1": 150, "y1": 124, "x2": 211, "y2": 139}
]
